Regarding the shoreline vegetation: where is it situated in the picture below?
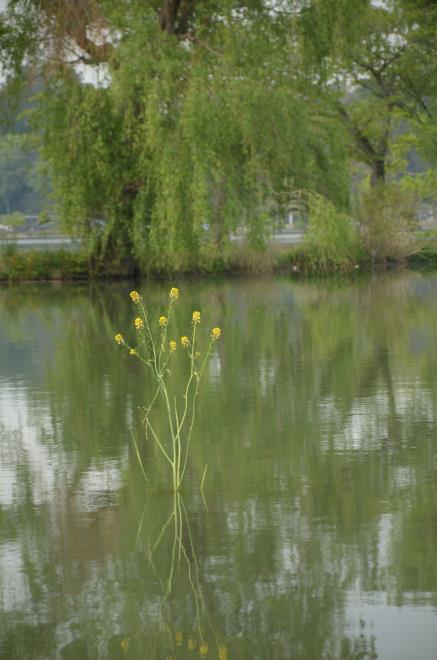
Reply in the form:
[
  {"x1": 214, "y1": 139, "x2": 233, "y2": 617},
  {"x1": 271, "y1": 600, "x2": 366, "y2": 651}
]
[
  {"x1": 1, "y1": 2, "x2": 437, "y2": 289},
  {"x1": 2, "y1": 189, "x2": 436, "y2": 283},
  {"x1": 2, "y1": 239, "x2": 437, "y2": 283}
]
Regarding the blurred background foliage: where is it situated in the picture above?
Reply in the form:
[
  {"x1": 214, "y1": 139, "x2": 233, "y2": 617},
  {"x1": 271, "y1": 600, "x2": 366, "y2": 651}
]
[{"x1": 0, "y1": 1, "x2": 436, "y2": 270}]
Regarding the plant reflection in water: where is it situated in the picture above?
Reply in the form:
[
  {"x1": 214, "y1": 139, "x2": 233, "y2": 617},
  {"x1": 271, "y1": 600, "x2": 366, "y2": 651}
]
[{"x1": 135, "y1": 492, "x2": 228, "y2": 659}]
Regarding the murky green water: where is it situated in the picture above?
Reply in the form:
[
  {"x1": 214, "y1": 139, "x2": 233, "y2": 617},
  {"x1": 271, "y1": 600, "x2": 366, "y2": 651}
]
[{"x1": 1, "y1": 272, "x2": 437, "y2": 659}]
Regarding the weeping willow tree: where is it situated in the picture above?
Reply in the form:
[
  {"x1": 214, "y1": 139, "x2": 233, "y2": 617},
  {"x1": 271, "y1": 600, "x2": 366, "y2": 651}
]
[
  {"x1": 2, "y1": 1, "x2": 436, "y2": 269},
  {"x1": 0, "y1": 0, "x2": 349, "y2": 270}
]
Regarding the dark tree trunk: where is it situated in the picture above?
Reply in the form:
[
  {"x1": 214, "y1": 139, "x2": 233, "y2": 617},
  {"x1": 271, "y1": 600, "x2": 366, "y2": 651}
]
[
  {"x1": 159, "y1": 0, "x2": 197, "y2": 35},
  {"x1": 370, "y1": 158, "x2": 386, "y2": 186}
]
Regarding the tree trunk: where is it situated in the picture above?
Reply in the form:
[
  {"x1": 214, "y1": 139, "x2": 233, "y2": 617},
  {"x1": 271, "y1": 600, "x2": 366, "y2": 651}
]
[{"x1": 370, "y1": 158, "x2": 385, "y2": 186}]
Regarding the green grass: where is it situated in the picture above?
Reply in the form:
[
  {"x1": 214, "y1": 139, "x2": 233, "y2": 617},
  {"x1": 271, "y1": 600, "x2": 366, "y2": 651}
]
[
  {"x1": 1, "y1": 240, "x2": 437, "y2": 283},
  {"x1": 0, "y1": 248, "x2": 89, "y2": 282}
]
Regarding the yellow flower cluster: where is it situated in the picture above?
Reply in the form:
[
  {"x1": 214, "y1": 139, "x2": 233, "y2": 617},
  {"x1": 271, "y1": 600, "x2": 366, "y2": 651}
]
[
  {"x1": 181, "y1": 336, "x2": 190, "y2": 348},
  {"x1": 169, "y1": 287, "x2": 179, "y2": 300},
  {"x1": 134, "y1": 317, "x2": 144, "y2": 329},
  {"x1": 114, "y1": 333, "x2": 124, "y2": 345},
  {"x1": 199, "y1": 642, "x2": 208, "y2": 656},
  {"x1": 159, "y1": 316, "x2": 167, "y2": 327},
  {"x1": 192, "y1": 310, "x2": 201, "y2": 324},
  {"x1": 129, "y1": 348, "x2": 136, "y2": 356},
  {"x1": 218, "y1": 645, "x2": 228, "y2": 660},
  {"x1": 169, "y1": 340, "x2": 177, "y2": 352},
  {"x1": 129, "y1": 290, "x2": 141, "y2": 303},
  {"x1": 211, "y1": 327, "x2": 221, "y2": 341}
]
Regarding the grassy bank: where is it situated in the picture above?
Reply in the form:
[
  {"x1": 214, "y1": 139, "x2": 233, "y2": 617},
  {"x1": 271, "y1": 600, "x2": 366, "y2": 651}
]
[
  {"x1": 2, "y1": 241, "x2": 437, "y2": 283},
  {"x1": 0, "y1": 244, "x2": 144, "y2": 281},
  {"x1": 0, "y1": 248, "x2": 88, "y2": 282}
]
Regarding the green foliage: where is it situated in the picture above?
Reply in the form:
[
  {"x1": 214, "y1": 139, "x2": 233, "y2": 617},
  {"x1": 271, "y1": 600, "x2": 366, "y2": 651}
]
[
  {"x1": 0, "y1": 210, "x2": 26, "y2": 228},
  {"x1": 17, "y1": 1, "x2": 349, "y2": 268},
  {"x1": 1, "y1": 0, "x2": 437, "y2": 270},
  {"x1": 301, "y1": 1, "x2": 437, "y2": 186},
  {"x1": 35, "y1": 81, "x2": 130, "y2": 256},
  {"x1": 354, "y1": 182, "x2": 422, "y2": 262},
  {"x1": 0, "y1": 249, "x2": 89, "y2": 281},
  {"x1": 303, "y1": 192, "x2": 362, "y2": 273}
]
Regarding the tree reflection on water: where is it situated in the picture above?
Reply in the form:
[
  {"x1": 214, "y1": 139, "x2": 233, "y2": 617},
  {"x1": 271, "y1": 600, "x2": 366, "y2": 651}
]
[{"x1": 1, "y1": 273, "x2": 437, "y2": 658}]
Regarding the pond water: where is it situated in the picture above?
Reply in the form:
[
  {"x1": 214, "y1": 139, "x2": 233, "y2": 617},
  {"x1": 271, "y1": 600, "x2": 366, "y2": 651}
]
[{"x1": 1, "y1": 272, "x2": 437, "y2": 659}]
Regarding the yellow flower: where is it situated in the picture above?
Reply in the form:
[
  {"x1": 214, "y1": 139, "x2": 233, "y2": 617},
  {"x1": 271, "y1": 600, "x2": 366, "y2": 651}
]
[
  {"x1": 120, "y1": 637, "x2": 129, "y2": 653},
  {"x1": 114, "y1": 333, "x2": 124, "y2": 344},
  {"x1": 181, "y1": 336, "x2": 190, "y2": 348},
  {"x1": 199, "y1": 642, "x2": 208, "y2": 656},
  {"x1": 187, "y1": 639, "x2": 197, "y2": 651},
  {"x1": 169, "y1": 340, "x2": 177, "y2": 352},
  {"x1": 211, "y1": 327, "x2": 221, "y2": 341},
  {"x1": 175, "y1": 631, "x2": 183, "y2": 646},
  {"x1": 192, "y1": 310, "x2": 201, "y2": 324},
  {"x1": 129, "y1": 348, "x2": 136, "y2": 356},
  {"x1": 218, "y1": 645, "x2": 228, "y2": 660},
  {"x1": 159, "y1": 315, "x2": 167, "y2": 327},
  {"x1": 129, "y1": 290, "x2": 141, "y2": 303},
  {"x1": 169, "y1": 287, "x2": 179, "y2": 300},
  {"x1": 134, "y1": 317, "x2": 144, "y2": 329}
]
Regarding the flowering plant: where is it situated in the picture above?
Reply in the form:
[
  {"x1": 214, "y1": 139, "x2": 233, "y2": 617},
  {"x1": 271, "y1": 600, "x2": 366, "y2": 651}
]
[{"x1": 115, "y1": 287, "x2": 221, "y2": 491}]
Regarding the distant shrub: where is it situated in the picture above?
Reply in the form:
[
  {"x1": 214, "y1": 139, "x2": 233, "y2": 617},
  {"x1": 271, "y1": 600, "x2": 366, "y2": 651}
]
[
  {"x1": 303, "y1": 192, "x2": 362, "y2": 273},
  {"x1": 354, "y1": 183, "x2": 422, "y2": 262},
  {"x1": 0, "y1": 250, "x2": 89, "y2": 281},
  {"x1": 0, "y1": 211, "x2": 26, "y2": 230}
]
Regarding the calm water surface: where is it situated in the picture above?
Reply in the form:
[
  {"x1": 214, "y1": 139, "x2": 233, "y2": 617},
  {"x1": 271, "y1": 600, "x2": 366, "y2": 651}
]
[{"x1": 1, "y1": 272, "x2": 437, "y2": 659}]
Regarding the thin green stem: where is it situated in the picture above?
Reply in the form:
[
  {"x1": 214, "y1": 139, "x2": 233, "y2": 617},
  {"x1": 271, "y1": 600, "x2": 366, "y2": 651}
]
[
  {"x1": 142, "y1": 385, "x2": 160, "y2": 421},
  {"x1": 135, "y1": 497, "x2": 148, "y2": 549},
  {"x1": 180, "y1": 497, "x2": 205, "y2": 640},
  {"x1": 157, "y1": 298, "x2": 173, "y2": 373},
  {"x1": 145, "y1": 417, "x2": 173, "y2": 466},
  {"x1": 165, "y1": 502, "x2": 179, "y2": 597},
  {"x1": 156, "y1": 373, "x2": 178, "y2": 488},
  {"x1": 149, "y1": 508, "x2": 175, "y2": 560},
  {"x1": 174, "y1": 397, "x2": 182, "y2": 491},
  {"x1": 126, "y1": 293, "x2": 220, "y2": 493},
  {"x1": 200, "y1": 463, "x2": 208, "y2": 494},
  {"x1": 170, "y1": 322, "x2": 199, "y2": 486},
  {"x1": 139, "y1": 300, "x2": 157, "y2": 369},
  {"x1": 180, "y1": 340, "x2": 214, "y2": 483},
  {"x1": 130, "y1": 429, "x2": 151, "y2": 486}
]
